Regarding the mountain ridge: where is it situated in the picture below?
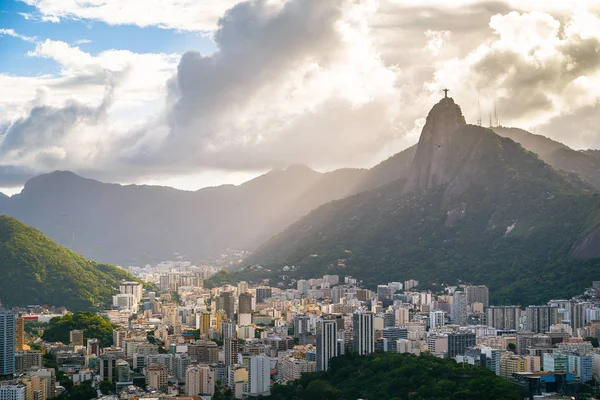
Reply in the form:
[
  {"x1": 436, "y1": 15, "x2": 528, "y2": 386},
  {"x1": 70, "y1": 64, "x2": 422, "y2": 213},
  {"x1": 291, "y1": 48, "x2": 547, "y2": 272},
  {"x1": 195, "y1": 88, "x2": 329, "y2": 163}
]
[
  {"x1": 0, "y1": 156, "x2": 414, "y2": 265},
  {"x1": 1, "y1": 108, "x2": 598, "y2": 268},
  {"x1": 243, "y1": 98, "x2": 600, "y2": 304}
]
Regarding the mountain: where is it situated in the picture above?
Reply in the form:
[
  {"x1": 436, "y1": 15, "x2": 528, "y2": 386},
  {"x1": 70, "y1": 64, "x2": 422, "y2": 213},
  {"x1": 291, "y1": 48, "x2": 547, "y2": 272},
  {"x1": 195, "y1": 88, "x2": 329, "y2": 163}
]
[
  {"x1": 493, "y1": 127, "x2": 600, "y2": 188},
  {"x1": 0, "y1": 154, "x2": 415, "y2": 265},
  {"x1": 0, "y1": 215, "x2": 136, "y2": 310},
  {"x1": 245, "y1": 97, "x2": 600, "y2": 305}
]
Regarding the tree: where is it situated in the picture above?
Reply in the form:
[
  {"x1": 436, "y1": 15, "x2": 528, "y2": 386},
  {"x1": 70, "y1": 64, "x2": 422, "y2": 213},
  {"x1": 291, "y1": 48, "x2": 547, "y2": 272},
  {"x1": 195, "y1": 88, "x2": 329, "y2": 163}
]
[
  {"x1": 99, "y1": 380, "x2": 114, "y2": 395},
  {"x1": 266, "y1": 353, "x2": 525, "y2": 400},
  {"x1": 42, "y1": 312, "x2": 114, "y2": 347},
  {"x1": 585, "y1": 337, "x2": 599, "y2": 348}
]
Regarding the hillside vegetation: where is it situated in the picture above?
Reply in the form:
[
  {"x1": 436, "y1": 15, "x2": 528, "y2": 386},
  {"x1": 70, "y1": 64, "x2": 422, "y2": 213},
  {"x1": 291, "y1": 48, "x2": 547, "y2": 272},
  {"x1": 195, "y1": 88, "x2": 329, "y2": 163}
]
[
  {"x1": 0, "y1": 215, "x2": 136, "y2": 310},
  {"x1": 42, "y1": 312, "x2": 114, "y2": 347},
  {"x1": 267, "y1": 352, "x2": 524, "y2": 400},
  {"x1": 245, "y1": 101, "x2": 600, "y2": 305}
]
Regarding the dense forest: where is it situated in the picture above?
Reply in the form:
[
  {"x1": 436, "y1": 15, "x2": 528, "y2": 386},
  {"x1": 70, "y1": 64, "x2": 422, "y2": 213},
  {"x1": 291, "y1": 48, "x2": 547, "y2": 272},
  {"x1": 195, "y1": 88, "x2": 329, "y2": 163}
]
[
  {"x1": 42, "y1": 312, "x2": 114, "y2": 347},
  {"x1": 266, "y1": 353, "x2": 524, "y2": 400},
  {"x1": 0, "y1": 215, "x2": 138, "y2": 310}
]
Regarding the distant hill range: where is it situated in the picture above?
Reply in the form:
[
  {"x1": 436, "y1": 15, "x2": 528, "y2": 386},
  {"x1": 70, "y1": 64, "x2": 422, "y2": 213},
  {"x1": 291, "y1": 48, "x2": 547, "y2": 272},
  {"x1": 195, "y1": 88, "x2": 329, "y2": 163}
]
[
  {"x1": 0, "y1": 147, "x2": 415, "y2": 266},
  {"x1": 0, "y1": 102, "x2": 599, "y2": 293},
  {"x1": 0, "y1": 216, "x2": 135, "y2": 310},
  {"x1": 492, "y1": 127, "x2": 600, "y2": 188},
  {"x1": 244, "y1": 98, "x2": 600, "y2": 305}
]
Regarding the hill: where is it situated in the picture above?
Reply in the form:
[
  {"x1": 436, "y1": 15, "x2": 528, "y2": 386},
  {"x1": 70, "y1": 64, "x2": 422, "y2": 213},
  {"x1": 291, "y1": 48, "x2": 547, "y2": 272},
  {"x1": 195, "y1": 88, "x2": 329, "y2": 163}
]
[
  {"x1": 0, "y1": 215, "x2": 136, "y2": 310},
  {"x1": 0, "y1": 152, "x2": 415, "y2": 266},
  {"x1": 245, "y1": 98, "x2": 600, "y2": 305},
  {"x1": 493, "y1": 127, "x2": 600, "y2": 188},
  {"x1": 266, "y1": 352, "x2": 524, "y2": 400},
  {"x1": 42, "y1": 312, "x2": 114, "y2": 347}
]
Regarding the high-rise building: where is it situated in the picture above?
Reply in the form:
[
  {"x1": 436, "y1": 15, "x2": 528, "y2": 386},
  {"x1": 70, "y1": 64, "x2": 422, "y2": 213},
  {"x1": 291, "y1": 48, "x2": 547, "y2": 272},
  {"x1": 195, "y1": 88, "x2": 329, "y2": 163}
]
[
  {"x1": 465, "y1": 285, "x2": 489, "y2": 309},
  {"x1": 293, "y1": 315, "x2": 310, "y2": 339},
  {"x1": 87, "y1": 339, "x2": 101, "y2": 356},
  {"x1": 69, "y1": 330, "x2": 84, "y2": 346},
  {"x1": 0, "y1": 312, "x2": 16, "y2": 379},
  {"x1": 451, "y1": 292, "x2": 467, "y2": 326},
  {"x1": 185, "y1": 365, "x2": 215, "y2": 396},
  {"x1": 568, "y1": 353, "x2": 593, "y2": 383},
  {"x1": 429, "y1": 310, "x2": 446, "y2": 329},
  {"x1": 427, "y1": 335, "x2": 448, "y2": 356},
  {"x1": 547, "y1": 299, "x2": 572, "y2": 323},
  {"x1": 316, "y1": 320, "x2": 337, "y2": 371},
  {"x1": 377, "y1": 285, "x2": 393, "y2": 302},
  {"x1": 224, "y1": 338, "x2": 239, "y2": 367},
  {"x1": 237, "y1": 281, "x2": 248, "y2": 294},
  {"x1": 404, "y1": 280, "x2": 419, "y2": 291},
  {"x1": 119, "y1": 282, "x2": 143, "y2": 302},
  {"x1": 187, "y1": 340, "x2": 219, "y2": 364},
  {"x1": 395, "y1": 306, "x2": 410, "y2": 326},
  {"x1": 15, "y1": 351, "x2": 42, "y2": 372},
  {"x1": 100, "y1": 355, "x2": 117, "y2": 382},
  {"x1": 0, "y1": 384, "x2": 25, "y2": 400},
  {"x1": 198, "y1": 311, "x2": 211, "y2": 336},
  {"x1": 571, "y1": 302, "x2": 592, "y2": 330},
  {"x1": 447, "y1": 332, "x2": 476, "y2": 358},
  {"x1": 113, "y1": 329, "x2": 127, "y2": 348},
  {"x1": 112, "y1": 294, "x2": 138, "y2": 313},
  {"x1": 297, "y1": 280, "x2": 310, "y2": 297},
  {"x1": 23, "y1": 375, "x2": 46, "y2": 400},
  {"x1": 526, "y1": 306, "x2": 558, "y2": 333},
  {"x1": 486, "y1": 306, "x2": 519, "y2": 330},
  {"x1": 15, "y1": 318, "x2": 23, "y2": 353},
  {"x1": 222, "y1": 319, "x2": 236, "y2": 340},
  {"x1": 238, "y1": 293, "x2": 253, "y2": 315},
  {"x1": 383, "y1": 309, "x2": 395, "y2": 328},
  {"x1": 145, "y1": 364, "x2": 168, "y2": 391},
  {"x1": 255, "y1": 287, "x2": 272, "y2": 304},
  {"x1": 249, "y1": 356, "x2": 270, "y2": 396},
  {"x1": 28, "y1": 369, "x2": 55, "y2": 399},
  {"x1": 218, "y1": 292, "x2": 235, "y2": 321},
  {"x1": 216, "y1": 310, "x2": 227, "y2": 331},
  {"x1": 543, "y1": 352, "x2": 568, "y2": 373},
  {"x1": 116, "y1": 359, "x2": 133, "y2": 387},
  {"x1": 516, "y1": 333, "x2": 552, "y2": 356},
  {"x1": 353, "y1": 309, "x2": 374, "y2": 355},
  {"x1": 382, "y1": 327, "x2": 408, "y2": 341}
]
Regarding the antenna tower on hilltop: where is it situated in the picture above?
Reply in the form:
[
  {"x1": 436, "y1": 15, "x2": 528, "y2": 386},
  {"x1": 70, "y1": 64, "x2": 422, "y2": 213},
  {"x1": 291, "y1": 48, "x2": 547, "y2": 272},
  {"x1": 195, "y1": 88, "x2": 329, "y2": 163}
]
[{"x1": 494, "y1": 100, "x2": 499, "y2": 127}]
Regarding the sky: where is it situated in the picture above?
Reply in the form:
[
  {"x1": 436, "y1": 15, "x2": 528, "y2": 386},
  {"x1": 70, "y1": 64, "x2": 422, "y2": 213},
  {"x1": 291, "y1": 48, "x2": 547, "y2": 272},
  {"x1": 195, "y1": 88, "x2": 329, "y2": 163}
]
[{"x1": 1, "y1": 0, "x2": 600, "y2": 195}]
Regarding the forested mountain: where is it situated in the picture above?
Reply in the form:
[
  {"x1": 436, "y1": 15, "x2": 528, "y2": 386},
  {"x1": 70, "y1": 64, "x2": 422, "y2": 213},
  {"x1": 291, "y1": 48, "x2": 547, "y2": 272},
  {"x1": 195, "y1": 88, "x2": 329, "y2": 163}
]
[
  {"x1": 493, "y1": 127, "x2": 600, "y2": 188},
  {"x1": 0, "y1": 101, "x2": 597, "y2": 271},
  {"x1": 0, "y1": 147, "x2": 415, "y2": 266},
  {"x1": 245, "y1": 98, "x2": 600, "y2": 304},
  {"x1": 0, "y1": 216, "x2": 136, "y2": 310}
]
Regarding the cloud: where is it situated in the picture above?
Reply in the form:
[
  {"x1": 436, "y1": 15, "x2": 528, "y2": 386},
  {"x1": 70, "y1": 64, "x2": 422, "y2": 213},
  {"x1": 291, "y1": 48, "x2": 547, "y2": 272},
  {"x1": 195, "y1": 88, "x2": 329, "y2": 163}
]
[
  {"x1": 18, "y1": 0, "x2": 241, "y2": 31},
  {"x1": 537, "y1": 101, "x2": 600, "y2": 150},
  {"x1": 0, "y1": 28, "x2": 36, "y2": 42},
  {"x1": 0, "y1": 39, "x2": 180, "y2": 182},
  {"x1": 421, "y1": 8, "x2": 600, "y2": 139},
  {"x1": 4, "y1": 0, "x2": 600, "y2": 189},
  {"x1": 117, "y1": 0, "x2": 402, "y2": 172}
]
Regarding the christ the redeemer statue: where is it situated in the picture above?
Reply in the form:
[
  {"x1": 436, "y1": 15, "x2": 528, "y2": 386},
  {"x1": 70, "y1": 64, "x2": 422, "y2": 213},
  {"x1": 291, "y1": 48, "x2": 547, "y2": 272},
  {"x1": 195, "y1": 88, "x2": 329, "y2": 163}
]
[{"x1": 443, "y1": 88, "x2": 449, "y2": 98}]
